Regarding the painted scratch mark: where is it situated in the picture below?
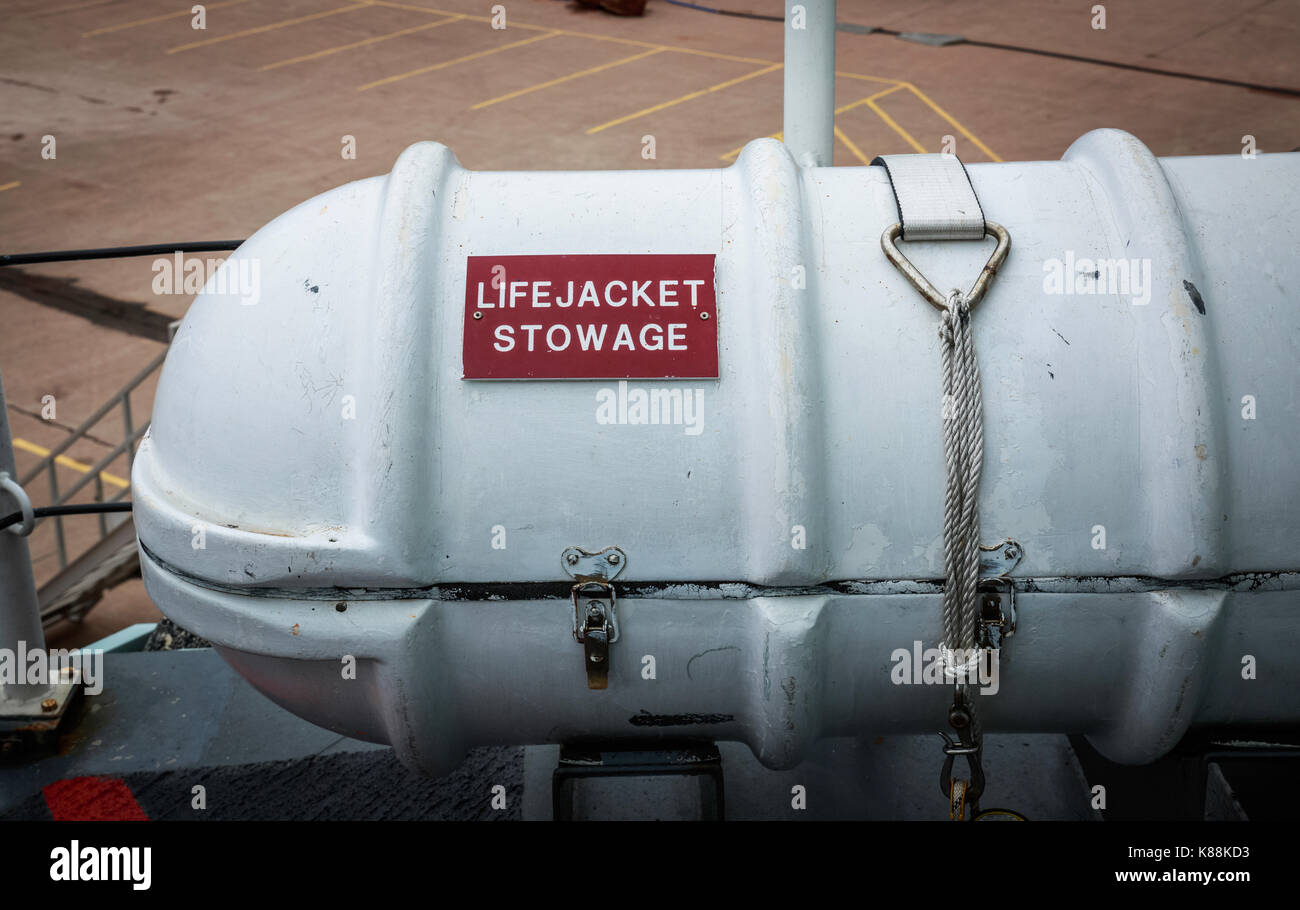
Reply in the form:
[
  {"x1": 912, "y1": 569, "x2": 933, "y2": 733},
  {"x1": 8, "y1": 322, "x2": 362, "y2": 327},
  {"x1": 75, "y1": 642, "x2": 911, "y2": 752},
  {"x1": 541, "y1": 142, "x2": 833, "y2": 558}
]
[
  {"x1": 629, "y1": 710, "x2": 734, "y2": 727},
  {"x1": 1183, "y1": 279, "x2": 1206, "y2": 315},
  {"x1": 686, "y1": 645, "x2": 740, "y2": 680}
]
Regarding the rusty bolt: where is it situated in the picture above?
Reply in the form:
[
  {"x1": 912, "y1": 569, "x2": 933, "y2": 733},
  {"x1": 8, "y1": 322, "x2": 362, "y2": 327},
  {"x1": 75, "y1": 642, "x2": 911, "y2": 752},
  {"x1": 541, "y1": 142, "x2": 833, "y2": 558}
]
[
  {"x1": 40, "y1": 697, "x2": 58, "y2": 713},
  {"x1": 1005, "y1": 547, "x2": 1018, "y2": 559},
  {"x1": 606, "y1": 553, "x2": 620, "y2": 565},
  {"x1": 566, "y1": 553, "x2": 580, "y2": 566}
]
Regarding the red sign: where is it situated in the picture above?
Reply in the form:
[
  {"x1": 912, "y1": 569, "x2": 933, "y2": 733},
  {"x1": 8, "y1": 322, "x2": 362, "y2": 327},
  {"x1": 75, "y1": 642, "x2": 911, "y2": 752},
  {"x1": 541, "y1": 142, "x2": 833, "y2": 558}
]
[{"x1": 462, "y1": 254, "x2": 718, "y2": 379}]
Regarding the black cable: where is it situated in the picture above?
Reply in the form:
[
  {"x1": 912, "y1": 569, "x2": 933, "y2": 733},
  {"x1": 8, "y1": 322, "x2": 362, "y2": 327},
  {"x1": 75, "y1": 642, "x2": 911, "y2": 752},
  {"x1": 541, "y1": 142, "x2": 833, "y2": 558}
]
[
  {"x1": 0, "y1": 501, "x2": 133, "y2": 532},
  {"x1": 0, "y1": 241, "x2": 245, "y2": 268},
  {"x1": 660, "y1": 0, "x2": 1300, "y2": 98},
  {"x1": 955, "y1": 37, "x2": 1300, "y2": 97}
]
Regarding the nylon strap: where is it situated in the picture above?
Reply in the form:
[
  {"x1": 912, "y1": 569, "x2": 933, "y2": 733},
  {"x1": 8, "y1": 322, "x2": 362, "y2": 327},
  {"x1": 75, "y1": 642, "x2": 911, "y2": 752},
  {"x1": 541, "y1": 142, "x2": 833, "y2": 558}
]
[
  {"x1": 871, "y1": 154, "x2": 986, "y2": 241},
  {"x1": 875, "y1": 151, "x2": 997, "y2": 819}
]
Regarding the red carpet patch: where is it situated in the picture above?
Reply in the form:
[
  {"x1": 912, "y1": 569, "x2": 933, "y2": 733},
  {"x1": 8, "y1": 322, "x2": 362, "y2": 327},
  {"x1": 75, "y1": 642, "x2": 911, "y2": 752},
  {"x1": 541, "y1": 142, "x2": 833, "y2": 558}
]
[{"x1": 43, "y1": 777, "x2": 149, "y2": 821}]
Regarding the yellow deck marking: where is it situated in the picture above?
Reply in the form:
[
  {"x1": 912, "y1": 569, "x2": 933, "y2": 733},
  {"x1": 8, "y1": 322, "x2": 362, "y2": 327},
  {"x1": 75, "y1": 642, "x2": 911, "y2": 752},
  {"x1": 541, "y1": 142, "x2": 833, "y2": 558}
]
[
  {"x1": 717, "y1": 85, "x2": 905, "y2": 161},
  {"x1": 472, "y1": 48, "x2": 664, "y2": 109},
  {"x1": 47, "y1": 0, "x2": 123, "y2": 16},
  {"x1": 84, "y1": 0, "x2": 250, "y2": 37},
  {"x1": 901, "y1": 82, "x2": 1002, "y2": 161},
  {"x1": 356, "y1": 31, "x2": 558, "y2": 91},
  {"x1": 718, "y1": 131, "x2": 781, "y2": 162},
  {"x1": 12, "y1": 438, "x2": 130, "y2": 489},
  {"x1": 588, "y1": 63, "x2": 782, "y2": 135},
  {"x1": 167, "y1": 3, "x2": 369, "y2": 54},
  {"x1": 259, "y1": 16, "x2": 461, "y2": 70},
  {"x1": 0, "y1": 181, "x2": 20, "y2": 193},
  {"x1": 835, "y1": 70, "x2": 906, "y2": 86},
  {"x1": 868, "y1": 93, "x2": 927, "y2": 153},
  {"x1": 368, "y1": 2, "x2": 834, "y2": 68},
  {"x1": 834, "y1": 125, "x2": 871, "y2": 164},
  {"x1": 836, "y1": 83, "x2": 904, "y2": 115}
]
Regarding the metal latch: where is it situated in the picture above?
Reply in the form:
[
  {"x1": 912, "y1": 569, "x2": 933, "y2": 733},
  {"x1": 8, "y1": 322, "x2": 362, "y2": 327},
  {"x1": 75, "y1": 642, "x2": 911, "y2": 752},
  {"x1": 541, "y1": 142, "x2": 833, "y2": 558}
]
[
  {"x1": 563, "y1": 546, "x2": 626, "y2": 690},
  {"x1": 976, "y1": 577, "x2": 1016, "y2": 652},
  {"x1": 976, "y1": 538, "x2": 1020, "y2": 652}
]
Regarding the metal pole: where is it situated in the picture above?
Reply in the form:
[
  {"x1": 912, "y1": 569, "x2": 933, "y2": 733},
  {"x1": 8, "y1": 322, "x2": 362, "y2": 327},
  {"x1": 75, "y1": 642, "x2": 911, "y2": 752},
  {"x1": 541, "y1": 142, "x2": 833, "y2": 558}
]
[
  {"x1": 783, "y1": 0, "x2": 837, "y2": 167},
  {"x1": 0, "y1": 372, "x2": 48, "y2": 703}
]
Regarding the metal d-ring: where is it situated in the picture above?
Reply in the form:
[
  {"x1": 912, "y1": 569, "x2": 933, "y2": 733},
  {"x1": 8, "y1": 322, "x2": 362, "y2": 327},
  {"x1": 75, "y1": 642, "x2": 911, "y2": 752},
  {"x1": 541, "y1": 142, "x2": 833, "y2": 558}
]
[{"x1": 881, "y1": 220, "x2": 1011, "y2": 312}]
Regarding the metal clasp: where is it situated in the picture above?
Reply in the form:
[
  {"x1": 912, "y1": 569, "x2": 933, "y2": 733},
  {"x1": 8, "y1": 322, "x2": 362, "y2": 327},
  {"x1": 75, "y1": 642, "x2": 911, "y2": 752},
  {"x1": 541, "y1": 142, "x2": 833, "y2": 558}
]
[
  {"x1": 563, "y1": 546, "x2": 627, "y2": 690},
  {"x1": 977, "y1": 576, "x2": 1016, "y2": 652},
  {"x1": 880, "y1": 220, "x2": 1011, "y2": 311}
]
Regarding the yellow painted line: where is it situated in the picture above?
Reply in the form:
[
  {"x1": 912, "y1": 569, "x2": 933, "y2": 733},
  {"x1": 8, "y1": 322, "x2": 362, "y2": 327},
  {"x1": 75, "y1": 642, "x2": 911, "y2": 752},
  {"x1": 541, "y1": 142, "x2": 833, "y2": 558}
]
[
  {"x1": 357, "y1": 31, "x2": 558, "y2": 91},
  {"x1": 0, "y1": 181, "x2": 20, "y2": 193},
  {"x1": 367, "y1": 1, "x2": 808, "y2": 67},
  {"x1": 719, "y1": 131, "x2": 781, "y2": 162},
  {"x1": 716, "y1": 85, "x2": 902, "y2": 161},
  {"x1": 836, "y1": 83, "x2": 904, "y2": 115},
  {"x1": 901, "y1": 82, "x2": 1002, "y2": 162},
  {"x1": 868, "y1": 94, "x2": 926, "y2": 153},
  {"x1": 259, "y1": 15, "x2": 461, "y2": 70},
  {"x1": 836, "y1": 70, "x2": 906, "y2": 87},
  {"x1": 84, "y1": 0, "x2": 251, "y2": 37},
  {"x1": 368, "y1": 0, "x2": 480, "y2": 16},
  {"x1": 44, "y1": 0, "x2": 122, "y2": 16},
  {"x1": 717, "y1": 82, "x2": 957, "y2": 164},
  {"x1": 356, "y1": 0, "x2": 978, "y2": 166},
  {"x1": 834, "y1": 125, "x2": 871, "y2": 165},
  {"x1": 472, "y1": 48, "x2": 664, "y2": 110},
  {"x1": 659, "y1": 46, "x2": 776, "y2": 67},
  {"x1": 588, "y1": 63, "x2": 782, "y2": 135},
  {"x1": 12, "y1": 439, "x2": 129, "y2": 489},
  {"x1": 166, "y1": 3, "x2": 369, "y2": 54}
]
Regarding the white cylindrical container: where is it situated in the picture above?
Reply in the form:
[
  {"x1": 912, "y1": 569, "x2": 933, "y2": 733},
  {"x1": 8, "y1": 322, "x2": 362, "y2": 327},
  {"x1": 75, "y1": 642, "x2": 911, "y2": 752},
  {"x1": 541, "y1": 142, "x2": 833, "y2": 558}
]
[{"x1": 132, "y1": 130, "x2": 1300, "y2": 774}]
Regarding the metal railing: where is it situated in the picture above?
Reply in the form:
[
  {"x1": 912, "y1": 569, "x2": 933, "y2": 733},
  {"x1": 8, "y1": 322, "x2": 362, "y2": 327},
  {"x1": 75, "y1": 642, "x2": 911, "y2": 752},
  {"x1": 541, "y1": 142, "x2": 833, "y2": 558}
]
[{"x1": 18, "y1": 348, "x2": 166, "y2": 575}]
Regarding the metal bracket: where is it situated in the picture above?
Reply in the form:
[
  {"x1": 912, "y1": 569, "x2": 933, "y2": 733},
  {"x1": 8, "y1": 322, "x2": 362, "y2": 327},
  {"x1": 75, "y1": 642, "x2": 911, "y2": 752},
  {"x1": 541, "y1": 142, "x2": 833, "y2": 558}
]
[
  {"x1": 563, "y1": 546, "x2": 627, "y2": 690},
  {"x1": 0, "y1": 666, "x2": 83, "y2": 754},
  {"x1": 562, "y1": 545, "x2": 626, "y2": 584},
  {"x1": 978, "y1": 537, "x2": 1023, "y2": 577},
  {"x1": 553, "y1": 744, "x2": 725, "y2": 821}
]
